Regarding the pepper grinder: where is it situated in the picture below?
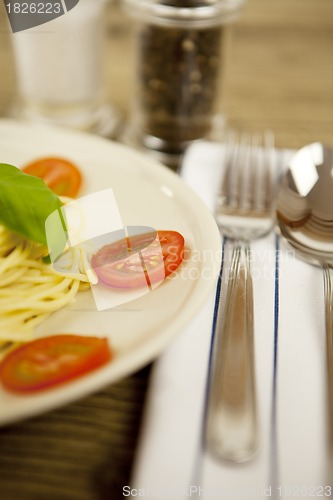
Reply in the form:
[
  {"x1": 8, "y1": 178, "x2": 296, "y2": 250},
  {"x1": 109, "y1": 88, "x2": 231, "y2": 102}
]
[{"x1": 122, "y1": 0, "x2": 245, "y2": 169}]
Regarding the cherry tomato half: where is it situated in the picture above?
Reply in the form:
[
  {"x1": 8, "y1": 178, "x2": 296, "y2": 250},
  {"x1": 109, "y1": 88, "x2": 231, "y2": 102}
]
[
  {"x1": 22, "y1": 157, "x2": 82, "y2": 197},
  {"x1": 0, "y1": 335, "x2": 112, "y2": 394},
  {"x1": 91, "y1": 230, "x2": 185, "y2": 288}
]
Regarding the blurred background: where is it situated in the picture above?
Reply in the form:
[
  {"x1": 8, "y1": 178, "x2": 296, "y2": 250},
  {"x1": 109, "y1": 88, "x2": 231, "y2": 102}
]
[{"x1": 1, "y1": 0, "x2": 332, "y2": 152}]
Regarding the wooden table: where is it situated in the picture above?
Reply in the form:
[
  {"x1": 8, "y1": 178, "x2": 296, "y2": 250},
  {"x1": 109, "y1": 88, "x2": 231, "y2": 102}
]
[{"x1": 0, "y1": 1, "x2": 332, "y2": 498}]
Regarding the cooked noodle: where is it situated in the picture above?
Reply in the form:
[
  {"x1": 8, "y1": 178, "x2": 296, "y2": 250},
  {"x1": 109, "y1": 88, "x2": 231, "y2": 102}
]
[{"x1": 0, "y1": 225, "x2": 91, "y2": 345}]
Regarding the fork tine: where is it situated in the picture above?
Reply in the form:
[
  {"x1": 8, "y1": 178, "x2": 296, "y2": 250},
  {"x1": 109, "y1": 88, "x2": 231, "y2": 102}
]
[
  {"x1": 263, "y1": 130, "x2": 275, "y2": 211},
  {"x1": 247, "y1": 131, "x2": 275, "y2": 212},
  {"x1": 218, "y1": 129, "x2": 237, "y2": 207},
  {"x1": 253, "y1": 130, "x2": 275, "y2": 212},
  {"x1": 235, "y1": 132, "x2": 251, "y2": 209},
  {"x1": 254, "y1": 132, "x2": 266, "y2": 211},
  {"x1": 244, "y1": 133, "x2": 260, "y2": 211}
]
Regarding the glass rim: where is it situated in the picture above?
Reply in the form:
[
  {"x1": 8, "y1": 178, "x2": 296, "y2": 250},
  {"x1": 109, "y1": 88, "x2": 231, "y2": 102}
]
[{"x1": 123, "y1": 0, "x2": 246, "y2": 27}]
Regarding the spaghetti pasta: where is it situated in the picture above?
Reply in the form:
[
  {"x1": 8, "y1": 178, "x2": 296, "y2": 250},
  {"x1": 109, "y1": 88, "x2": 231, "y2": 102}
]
[{"x1": 0, "y1": 225, "x2": 90, "y2": 345}]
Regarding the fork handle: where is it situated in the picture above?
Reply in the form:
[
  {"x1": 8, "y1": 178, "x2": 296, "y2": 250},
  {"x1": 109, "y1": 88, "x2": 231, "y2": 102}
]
[{"x1": 206, "y1": 241, "x2": 257, "y2": 463}]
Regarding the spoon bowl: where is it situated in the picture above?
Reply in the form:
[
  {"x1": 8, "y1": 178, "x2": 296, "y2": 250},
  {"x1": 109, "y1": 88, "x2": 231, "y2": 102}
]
[{"x1": 276, "y1": 142, "x2": 333, "y2": 265}]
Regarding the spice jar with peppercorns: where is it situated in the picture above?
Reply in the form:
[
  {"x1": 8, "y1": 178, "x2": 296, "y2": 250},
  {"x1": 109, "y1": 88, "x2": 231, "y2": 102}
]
[{"x1": 122, "y1": 0, "x2": 245, "y2": 169}]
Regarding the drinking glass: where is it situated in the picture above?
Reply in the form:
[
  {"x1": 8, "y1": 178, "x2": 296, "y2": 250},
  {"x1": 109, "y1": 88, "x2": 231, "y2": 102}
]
[{"x1": 10, "y1": 0, "x2": 119, "y2": 136}]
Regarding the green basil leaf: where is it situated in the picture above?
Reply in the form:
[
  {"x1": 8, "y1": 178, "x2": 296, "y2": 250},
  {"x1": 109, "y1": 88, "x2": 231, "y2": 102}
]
[{"x1": 0, "y1": 163, "x2": 63, "y2": 246}]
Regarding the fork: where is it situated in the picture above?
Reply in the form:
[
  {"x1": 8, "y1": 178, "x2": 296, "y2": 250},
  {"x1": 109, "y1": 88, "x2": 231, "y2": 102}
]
[{"x1": 205, "y1": 131, "x2": 275, "y2": 463}]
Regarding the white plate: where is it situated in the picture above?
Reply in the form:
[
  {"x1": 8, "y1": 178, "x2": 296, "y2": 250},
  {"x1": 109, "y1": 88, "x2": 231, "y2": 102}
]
[{"x1": 0, "y1": 119, "x2": 221, "y2": 426}]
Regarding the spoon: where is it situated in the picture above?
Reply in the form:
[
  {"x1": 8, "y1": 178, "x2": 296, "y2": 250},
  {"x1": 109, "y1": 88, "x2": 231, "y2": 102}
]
[{"x1": 276, "y1": 142, "x2": 333, "y2": 441}]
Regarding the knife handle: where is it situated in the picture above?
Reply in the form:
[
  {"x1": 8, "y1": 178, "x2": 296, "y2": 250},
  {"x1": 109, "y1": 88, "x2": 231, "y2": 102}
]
[{"x1": 206, "y1": 241, "x2": 258, "y2": 463}]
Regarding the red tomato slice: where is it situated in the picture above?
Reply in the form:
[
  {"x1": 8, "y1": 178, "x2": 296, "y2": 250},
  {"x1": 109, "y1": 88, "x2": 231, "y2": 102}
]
[
  {"x1": 0, "y1": 335, "x2": 112, "y2": 394},
  {"x1": 91, "y1": 230, "x2": 185, "y2": 288},
  {"x1": 22, "y1": 157, "x2": 82, "y2": 197}
]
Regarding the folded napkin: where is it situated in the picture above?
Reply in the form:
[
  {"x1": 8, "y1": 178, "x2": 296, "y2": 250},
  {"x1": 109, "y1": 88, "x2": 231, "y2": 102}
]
[{"x1": 130, "y1": 142, "x2": 329, "y2": 500}]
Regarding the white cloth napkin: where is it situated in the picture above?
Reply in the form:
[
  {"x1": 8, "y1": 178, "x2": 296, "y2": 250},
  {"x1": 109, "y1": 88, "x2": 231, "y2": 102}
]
[{"x1": 130, "y1": 141, "x2": 330, "y2": 500}]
